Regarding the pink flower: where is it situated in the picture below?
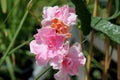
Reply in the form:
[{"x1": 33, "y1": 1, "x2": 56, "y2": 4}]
[
  {"x1": 53, "y1": 43, "x2": 86, "y2": 80},
  {"x1": 29, "y1": 27, "x2": 65, "y2": 65},
  {"x1": 29, "y1": 5, "x2": 86, "y2": 80},
  {"x1": 34, "y1": 27, "x2": 65, "y2": 50},
  {"x1": 42, "y1": 5, "x2": 77, "y2": 26}
]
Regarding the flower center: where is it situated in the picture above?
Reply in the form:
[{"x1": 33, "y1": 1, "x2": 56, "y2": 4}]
[{"x1": 51, "y1": 18, "x2": 71, "y2": 39}]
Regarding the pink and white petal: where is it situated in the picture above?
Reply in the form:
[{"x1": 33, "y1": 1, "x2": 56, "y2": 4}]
[
  {"x1": 78, "y1": 52, "x2": 86, "y2": 65},
  {"x1": 38, "y1": 27, "x2": 56, "y2": 37},
  {"x1": 29, "y1": 40, "x2": 42, "y2": 54},
  {"x1": 61, "y1": 43, "x2": 86, "y2": 76},
  {"x1": 67, "y1": 13, "x2": 77, "y2": 25},
  {"x1": 43, "y1": 6, "x2": 59, "y2": 19},
  {"x1": 67, "y1": 60, "x2": 80, "y2": 75},
  {"x1": 34, "y1": 33, "x2": 42, "y2": 44},
  {"x1": 72, "y1": 42, "x2": 81, "y2": 52},
  {"x1": 35, "y1": 52, "x2": 49, "y2": 65},
  {"x1": 49, "y1": 51, "x2": 63, "y2": 69},
  {"x1": 54, "y1": 34, "x2": 65, "y2": 48},
  {"x1": 54, "y1": 71, "x2": 70, "y2": 80},
  {"x1": 69, "y1": 7, "x2": 75, "y2": 13},
  {"x1": 41, "y1": 19, "x2": 52, "y2": 27},
  {"x1": 42, "y1": 5, "x2": 77, "y2": 26}
]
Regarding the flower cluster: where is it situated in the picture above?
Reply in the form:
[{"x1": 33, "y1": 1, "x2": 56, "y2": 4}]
[{"x1": 30, "y1": 5, "x2": 86, "y2": 80}]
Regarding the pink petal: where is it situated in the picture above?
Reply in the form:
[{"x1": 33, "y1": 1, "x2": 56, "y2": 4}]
[
  {"x1": 36, "y1": 53, "x2": 49, "y2": 65},
  {"x1": 41, "y1": 19, "x2": 52, "y2": 27},
  {"x1": 30, "y1": 40, "x2": 51, "y2": 65},
  {"x1": 54, "y1": 71, "x2": 70, "y2": 80},
  {"x1": 29, "y1": 40, "x2": 42, "y2": 54},
  {"x1": 78, "y1": 52, "x2": 86, "y2": 65},
  {"x1": 42, "y1": 5, "x2": 77, "y2": 26},
  {"x1": 61, "y1": 43, "x2": 86, "y2": 76}
]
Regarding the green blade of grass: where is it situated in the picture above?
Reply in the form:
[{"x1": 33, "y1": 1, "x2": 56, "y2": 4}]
[
  {"x1": 0, "y1": 0, "x2": 33, "y2": 68},
  {"x1": 35, "y1": 66, "x2": 52, "y2": 80},
  {"x1": 0, "y1": 9, "x2": 28, "y2": 67},
  {"x1": 8, "y1": 39, "x2": 32, "y2": 55},
  {"x1": 6, "y1": 56, "x2": 15, "y2": 80},
  {"x1": 0, "y1": 0, "x2": 7, "y2": 13}
]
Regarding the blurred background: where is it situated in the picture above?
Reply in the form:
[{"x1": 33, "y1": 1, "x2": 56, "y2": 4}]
[{"x1": 0, "y1": 0, "x2": 119, "y2": 80}]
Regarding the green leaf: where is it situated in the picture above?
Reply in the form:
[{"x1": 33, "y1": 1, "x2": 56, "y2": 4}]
[
  {"x1": 106, "y1": 0, "x2": 120, "y2": 20},
  {"x1": 91, "y1": 17, "x2": 120, "y2": 44},
  {"x1": 71, "y1": 0, "x2": 91, "y2": 35},
  {"x1": 0, "y1": 0, "x2": 7, "y2": 13},
  {"x1": 0, "y1": 7, "x2": 29, "y2": 67},
  {"x1": 6, "y1": 56, "x2": 15, "y2": 80}
]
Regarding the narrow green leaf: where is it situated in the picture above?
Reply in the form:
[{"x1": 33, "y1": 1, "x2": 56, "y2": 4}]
[
  {"x1": 35, "y1": 66, "x2": 52, "y2": 80},
  {"x1": 71, "y1": 0, "x2": 91, "y2": 35},
  {"x1": 9, "y1": 39, "x2": 32, "y2": 55},
  {"x1": 0, "y1": 0, "x2": 7, "y2": 13},
  {"x1": 0, "y1": 0, "x2": 33, "y2": 67},
  {"x1": 6, "y1": 56, "x2": 15, "y2": 80},
  {"x1": 106, "y1": 0, "x2": 120, "y2": 20},
  {"x1": 0, "y1": 9, "x2": 28, "y2": 67},
  {"x1": 91, "y1": 17, "x2": 120, "y2": 44}
]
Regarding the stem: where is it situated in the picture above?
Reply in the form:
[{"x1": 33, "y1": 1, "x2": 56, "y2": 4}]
[
  {"x1": 80, "y1": 28, "x2": 83, "y2": 51},
  {"x1": 117, "y1": 45, "x2": 120, "y2": 80},
  {"x1": 107, "y1": 46, "x2": 113, "y2": 69},
  {"x1": 0, "y1": 10, "x2": 28, "y2": 67},
  {"x1": 35, "y1": 66, "x2": 52, "y2": 80},
  {"x1": 86, "y1": 0, "x2": 98, "y2": 80},
  {"x1": 86, "y1": 30, "x2": 94, "y2": 80},
  {"x1": 11, "y1": 53, "x2": 16, "y2": 65},
  {"x1": 83, "y1": 50, "x2": 103, "y2": 69},
  {"x1": 103, "y1": 38, "x2": 110, "y2": 80},
  {"x1": 102, "y1": 0, "x2": 113, "y2": 79},
  {"x1": 8, "y1": 40, "x2": 31, "y2": 55},
  {"x1": 93, "y1": 0, "x2": 98, "y2": 17},
  {"x1": 107, "y1": 0, "x2": 113, "y2": 16}
]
